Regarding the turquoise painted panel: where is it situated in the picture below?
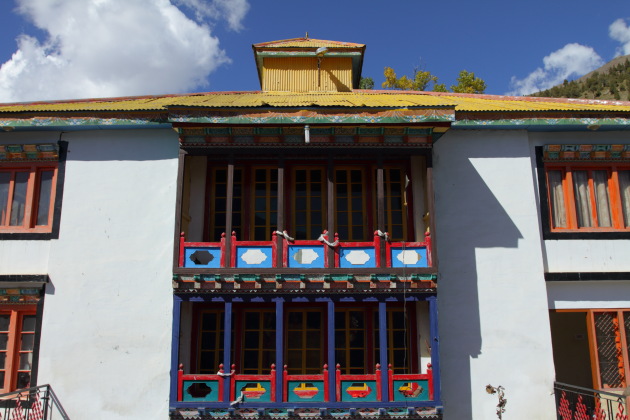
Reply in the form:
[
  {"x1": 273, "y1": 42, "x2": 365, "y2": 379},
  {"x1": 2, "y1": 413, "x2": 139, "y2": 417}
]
[
  {"x1": 182, "y1": 380, "x2": 220, "y2": 402},
  {"x1": 287, "y1": 380, "x2": 325, "y2": 402},
  {"x1": 340, "y1": 380, "x2": 378, "y2": 402},
  {"x1": 184, "y1": 247, "x2": 222, "y2": 268},
  {"x1": 235, "y1": 380, "x2": 272, "y2": 402},
  {"x1": 287, "y1": 246, "x2": 325, "y2": 268},
  {"x1": 339, "y1": 247, "x2": 376, "y2": 268},
  {"x1": 390, "y1": 247, "x2": 428, "y2": 268},
  {"x1": 235, "y1": 246, "x2": 273, "y2": 268},
  {"x1": 392, "y1": 379, "x2": 430, "y2": 402}
]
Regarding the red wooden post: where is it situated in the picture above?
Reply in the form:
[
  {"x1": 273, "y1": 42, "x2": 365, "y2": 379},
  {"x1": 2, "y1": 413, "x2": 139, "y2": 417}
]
[
  {"x1": 323, "y1": 364, "x2": 329, "y2": 402},
  {"x1": 219, "y1": 232, "x2": 227, "y2": 267},
  {"x1": 218, "y1": 363, "x2": 225, "y2": 402},
  {"x1": 373, "y1": 231, "x2": 381, "y2": 268},
  {"x1": 388, "y1": 363, "x2": 394, "y2": 402},
  {"x1": 270, "y1": 364, "x2": 276, "y2": 402},
  {"x1": 427, "y1": 363, "x2": 434, "y2": 400},
  {"x1": 425, "y1": 231, "x2": 432, "y2": 267},
  {"x1": 177, "y1": 363, "x2": 184, "y2": 401},
  {"x1": 179, "y1": 233, "x2": 185, "y2": 267},
  {"x1": 229, "y1": 232, "x2": 237, "y2": 268},
  {"x1": 229, "y1": 364, "x2": 236, "y2": 401},
  {"x1": 282, "y1": 365, "x2": 288, "y2": 402},
  {"x1": 335, "y1": 364, "x2": 341, "y2": 401},
  {"x1": 333, "y1": 232, "x2": 340, "y2": 268},
  {"x1": 375, "y1": 363, "x2": 382, "y2": 401}
]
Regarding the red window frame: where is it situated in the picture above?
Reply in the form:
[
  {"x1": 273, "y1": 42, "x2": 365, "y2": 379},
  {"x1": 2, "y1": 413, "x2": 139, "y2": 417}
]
[
  {"x1": 0, "y1": 163, "x2": 58, "y2": 233},
  {"x1": 0, "y1": 306, "x2": 37, "y2": 393},
  {"x1": 546, "y1": 163, "x2": 630, "y2": 232}
]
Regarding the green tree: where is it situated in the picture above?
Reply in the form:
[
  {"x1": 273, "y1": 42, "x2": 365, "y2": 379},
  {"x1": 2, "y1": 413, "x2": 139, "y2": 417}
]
[
  {"x1": 451, "y1": 70, "x2": 487, "y2": 94},
  {"x1": 432, "y1": 83, "x2": 448, "y2": 92},
  {"x1": 382, "y1": 67, "x2": 438, "y2": 91},
  {"x1": 359, "y1": 77, "x2": 374, "y2": 90}
]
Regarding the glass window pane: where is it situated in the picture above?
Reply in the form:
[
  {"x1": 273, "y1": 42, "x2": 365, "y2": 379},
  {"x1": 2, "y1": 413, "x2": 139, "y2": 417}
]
[
  {"x1": 20, "y1": 335, "x2": 34, "y2": 351},
  {"x1": 19, "y1": 353, "x2": 32, "y2": 371},
  {"x1": 618, "y1": 171, "x2": 630, "y2": 227},
  {"x1": 0, "y1": 353, "x2": 5, "y2": 369},
  {"x1": 0, "y1": 316, "x2": 9, "y2": 332},
  {"x1": 287, "y1": 332, "x2": 302, "y2": 349},
  {"x1": 244, "y1": 331, "x2": 259, "y2": 348},
  {"x1": 306, "y1": 332, "x2": 320, "y2": 348},
  {"x1": 0, "y1": 173, "x2": 10, "y2": 225},
  {"x1": 573, "y1": 171, "x2": 593, "y2": 228},
  {"x1": 593, "y1": 170, "x2": 612, "y2": 227},
  {"x1": 10, "y1": 172, "x2": 29, "y2": 226},
  {"x1": 306, "y1": 312, "x2": 321, "y2": 329},
  {"x1": 22, "y1": 316, "x2": 36, "y2": 332},
  {"x1": 0, "y1": 336, "x2": 7, "y2": 351},
  {"x1": 16, "y1": 372, "x2": 29, "y2": 389},
  {"x1": 245, "y1": 312, "x2": 259, "y2": 329}
]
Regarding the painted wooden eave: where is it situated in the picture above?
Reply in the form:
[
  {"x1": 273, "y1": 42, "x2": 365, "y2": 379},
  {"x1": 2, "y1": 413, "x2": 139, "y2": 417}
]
[{"x1": 1, "y1": 90, "x2": 630, "y2": 130}]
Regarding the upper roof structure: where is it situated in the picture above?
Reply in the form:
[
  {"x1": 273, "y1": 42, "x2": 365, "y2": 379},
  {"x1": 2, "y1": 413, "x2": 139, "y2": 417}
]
[
  {"x1": 1, "y1": 36, "x2": 630, "y2": 131},
  {"x1": 252, "y1": 36, "x2": 366, "y2": 91}
]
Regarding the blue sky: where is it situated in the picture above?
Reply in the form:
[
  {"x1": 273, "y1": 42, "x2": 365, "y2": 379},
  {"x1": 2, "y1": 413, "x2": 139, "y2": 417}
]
[{"x1": 0, "y1": 0, "x2": 629, "y2": 102}]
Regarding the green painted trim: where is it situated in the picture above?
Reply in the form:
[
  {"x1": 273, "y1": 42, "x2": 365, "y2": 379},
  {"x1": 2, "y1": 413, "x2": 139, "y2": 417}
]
[
  {"x1": 0, "y1": 117, "x2": 169, "y2": 128},
  {"x1": 453, "y1": 117, "x2": 630, "y2": 128},
  {"x1": 170, "y1": 114, "x2": 452, "y2": 125},
  {"x1": 256, "y1": 51, "x2": 362, "y2": 58}
]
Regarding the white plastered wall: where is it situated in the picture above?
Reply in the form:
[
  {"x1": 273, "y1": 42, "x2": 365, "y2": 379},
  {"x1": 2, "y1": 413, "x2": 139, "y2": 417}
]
[
  {"x1": 433, "y1": 130, "x2": 556, "y2": 419},
  {"x1": 34, "y1": 129, "x2": 179, "y2": 419}
]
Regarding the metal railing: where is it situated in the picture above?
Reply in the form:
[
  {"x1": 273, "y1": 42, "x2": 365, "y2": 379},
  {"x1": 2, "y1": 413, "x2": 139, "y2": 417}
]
[
  {"x1": 554, "y1": 382, "x2": 628, "y2": 420},
  {"x1": 0, "y1": 385, "x2": 69, "y2": 420}
]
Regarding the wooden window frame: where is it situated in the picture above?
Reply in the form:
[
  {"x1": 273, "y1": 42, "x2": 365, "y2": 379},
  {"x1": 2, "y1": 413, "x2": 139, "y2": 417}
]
[
  {"x1": 585, "y1": 309, "x2": 630, "y2": 390},
  {"x1": 0, "y1": 163, "x2": 58, "y2": 233},
  {"x1": 0, "y1": 306, "x2": 37, "y2": 393},
  {"x1": 545, "y1": 163, "x2": 630, "y2": 232},
  {"x1": 204, "y1": 159, "x2": 415, "y2": 243}
]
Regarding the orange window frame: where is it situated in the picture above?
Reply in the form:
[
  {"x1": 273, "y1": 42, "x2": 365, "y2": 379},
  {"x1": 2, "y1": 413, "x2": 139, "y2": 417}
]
[
  {"x1": 585, "y1": 309, "x2": 630, "y2": 390},
  {"x1": 0, "y1": 306, "x2": 37, "y2": 393},
  {"x1": 379, "y1": 166, "x2": 409, "y2": 242},
  {"x1": 546, "y1": 163, "x2": 630, "y2": 231},
  {"x1": 285, "y1": 308, "x2": 324, "y2": 375},
  {"x1": 0, "y1": 164, "x2": 58, "y2": 233}
]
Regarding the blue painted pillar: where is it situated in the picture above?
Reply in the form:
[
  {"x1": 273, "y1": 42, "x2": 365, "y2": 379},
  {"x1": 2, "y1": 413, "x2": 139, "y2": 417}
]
[
  {"x1": 223, "y1": 300, "x2": 233, "y2": 403},
  {"x1": 170, "y1": 295, "x2": 182, "y2": 403},
  {"x1": 275, "y1": 298, "x2": 284, "y2": 403},
  {"x1": 378, "y1": 300, "x2": 389, "y2": 402},
  {"x1": 428, "y1": 296, "x2": 441, "y2": 402},
  {"x1": 327, "y1": 299, "x2": 336, "y2": 402}
]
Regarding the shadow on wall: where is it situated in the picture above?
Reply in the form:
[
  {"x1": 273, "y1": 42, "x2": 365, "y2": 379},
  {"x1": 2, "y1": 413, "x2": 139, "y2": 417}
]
[{"x1": 434, "y1": 140, "x2": 523, "y2": 420}]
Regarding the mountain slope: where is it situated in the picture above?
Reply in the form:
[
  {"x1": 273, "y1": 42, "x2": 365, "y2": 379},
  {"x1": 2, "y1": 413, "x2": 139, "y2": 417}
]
[{"x1": 530, "y1": 54, "x2": 630, "y2": 100}]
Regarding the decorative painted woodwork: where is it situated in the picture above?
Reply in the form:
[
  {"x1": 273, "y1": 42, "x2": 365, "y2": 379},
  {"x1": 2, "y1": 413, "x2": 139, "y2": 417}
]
[
  {"x1": 230, "y1": 364, "x2": 276, "y2": 403},
  {"x1": 230, "y1": 233, "x2": 277, "y2": 269},
  {"x1": 335, "y1": 232, "x2": 381, "y2": 269},
  {"x1": 386, "y1": 232, "x2": 432, "y2": 268},
  {"x1": 282, "y1": 364, "x2": 329, "y2": 402},
  {"x1": 388, "y1": 364, "x2": 434, "y2": 402},
  {"x1": 0, "y1": 144, "x2": 59, "y2": 161},
  {"x1": 177, "y1": 363, "x2": 226, "y2": 402},
  {"x1": 179, "y1": 232, "x2": 225, "y2": 268},
  {"x1": 335, "y1": 364, "x2": 382, "y2": 402},
  {"x1": 178, "y1": 231, "x2": 434, "y2": 271},
  {"x1": 543, "y1": 144, "x2": 630, "y2": 162}
]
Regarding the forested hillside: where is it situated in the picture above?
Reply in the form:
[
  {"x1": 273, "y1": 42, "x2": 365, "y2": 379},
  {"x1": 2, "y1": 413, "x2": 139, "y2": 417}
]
[{"x1": 531, "y1": 55, "x2": 630, "y2": 101}]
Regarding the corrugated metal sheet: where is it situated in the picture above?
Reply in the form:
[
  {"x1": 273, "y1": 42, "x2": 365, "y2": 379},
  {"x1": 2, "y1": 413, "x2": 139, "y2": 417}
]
[
  {"x1": 262, "y1": 57, "x2": 353, "y2": 92},
  {"x1": 253, "y1": 38, "x2": 364, "y2": 49},
  {"x1": 2, "y1": 91, "x2": 630, "y2": 113}
]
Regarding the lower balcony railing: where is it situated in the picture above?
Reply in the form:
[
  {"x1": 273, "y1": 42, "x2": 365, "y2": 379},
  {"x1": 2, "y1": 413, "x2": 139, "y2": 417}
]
[
  {"x1": 0, "y1": 384, "x2": 69, "y2": 420},
  {"x1": 554, "y1": 382, "x2": 628, "y2": 420},
  {"x1": 172, "y1": 363, "x2": 441, "y2": 418},
  {"x1": 179, "y1": 231, "x2": 432, "y2": 270}
]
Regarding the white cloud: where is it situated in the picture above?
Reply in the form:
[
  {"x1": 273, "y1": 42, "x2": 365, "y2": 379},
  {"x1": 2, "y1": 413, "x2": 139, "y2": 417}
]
[
  {"x1": 0, "y1": 0, "x2": 250, "y2": 102},
  {"x1": 176, "y1": 0, "x2": 250, "y2": 31},
  {"x1": 610, "y1": 18, "x2": 630, "y2": 56},
  {"x1": 508, "y1": 43, "x2": 603, "y2": 96}
]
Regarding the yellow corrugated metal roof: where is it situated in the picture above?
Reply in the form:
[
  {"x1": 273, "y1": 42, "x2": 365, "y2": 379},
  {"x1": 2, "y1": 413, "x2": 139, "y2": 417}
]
[
  {"x1": 253, "y1": 37, "x2": 364, "y2": 49},
  {"x1": 2, "y1": 91, "x2": 630, "y2": 114}
]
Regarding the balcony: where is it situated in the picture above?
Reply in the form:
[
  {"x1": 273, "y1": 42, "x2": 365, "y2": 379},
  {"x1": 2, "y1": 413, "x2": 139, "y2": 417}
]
[
  {"x1": 174, "y1": 230, "x2": 436, "y2": 290},
  {"x1": 172, "y1": 363, "x2": 440, "y2": 419}
]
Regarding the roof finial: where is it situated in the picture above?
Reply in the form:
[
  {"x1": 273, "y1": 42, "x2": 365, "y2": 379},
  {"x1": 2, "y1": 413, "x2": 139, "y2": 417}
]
[{"x1": 305, "y1": 32, "x2": 309, "y2": 39}]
